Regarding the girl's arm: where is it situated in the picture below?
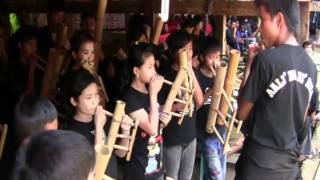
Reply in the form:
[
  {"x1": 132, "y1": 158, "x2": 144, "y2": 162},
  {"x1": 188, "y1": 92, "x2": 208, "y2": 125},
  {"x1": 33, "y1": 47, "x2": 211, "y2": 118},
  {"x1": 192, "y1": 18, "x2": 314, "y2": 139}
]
[{"x1": 129, "y1": 74, "x2": 163, "y2": 136}]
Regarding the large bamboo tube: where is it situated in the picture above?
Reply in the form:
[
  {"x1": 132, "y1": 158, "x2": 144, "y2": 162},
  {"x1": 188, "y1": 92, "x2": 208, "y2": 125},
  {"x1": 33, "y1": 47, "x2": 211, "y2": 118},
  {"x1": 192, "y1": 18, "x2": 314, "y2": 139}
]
[
  {"x1": 151, "y1": 16, "x2": 164, "y2": 45},
  {"x1": 41, "y1": 49, "x2": 64, "y2": 98},
  {"x1": 95, "y1": 100, "x2": 125, "y2": 180},
  {"x1": 217, "y1": 50, "x2": 240, "y2": 125},
  {"x1": 95, "y1": 0, "x2": 108, "y2": 69},
  {"x1": 206, "y1": 62, "x2": 227, "y2": 134},
  {"x1": 57, "y1": 26, "x2": 68, "y2": 49},
  {"x1": 162, "y1": 51, "x2": 188, "y2": 115}
]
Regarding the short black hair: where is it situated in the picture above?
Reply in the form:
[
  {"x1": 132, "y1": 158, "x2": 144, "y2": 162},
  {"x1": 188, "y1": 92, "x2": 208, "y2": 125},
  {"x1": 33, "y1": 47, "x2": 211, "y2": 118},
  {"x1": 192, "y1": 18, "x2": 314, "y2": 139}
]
[
  {"x1": 254, "y1": 0, "x2": 300, "y2": 34},
  {"x1": 167, "y1": 30, "x2": 192, "y2": 56},
  {"x1": 63, "y1": 68, "x2": 96, "y2": 101},
  {"x1": 12, "y1": 130, "x2": 95, "y2": 180},
  {"x1": 70, "y1": 31, "x2": 95, "y2": 52},
  {"x1": 181, "y1": 17, "x2": 195, "y2": 29},
  {"x1": 199, "y1": 37, "x2": 221, "y2": 56},
  {"x1": 127, "y1": 14, "x2": 151, "y2": 44},
  {"x1": 302, "y1": 41, "x2": 313, "y2": 48},
  {"x1": 14, "y1": 95, "x2": 57, "y2": 144},
  {"x1": 17, "y1": 26, "x2": 38, "y2": 45}
]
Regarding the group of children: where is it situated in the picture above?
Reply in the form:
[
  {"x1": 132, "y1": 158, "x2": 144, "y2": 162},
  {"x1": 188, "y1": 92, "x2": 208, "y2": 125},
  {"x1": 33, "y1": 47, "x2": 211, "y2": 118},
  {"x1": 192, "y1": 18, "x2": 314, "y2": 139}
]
[{"x1": 0, "y1": 0, "x2": 318, "y2": 180}]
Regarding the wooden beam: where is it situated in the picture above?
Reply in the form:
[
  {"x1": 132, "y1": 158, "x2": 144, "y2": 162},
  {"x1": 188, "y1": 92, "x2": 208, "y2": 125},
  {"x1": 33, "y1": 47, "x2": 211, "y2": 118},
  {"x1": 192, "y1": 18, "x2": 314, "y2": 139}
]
[
  {"x1": 0, "y1": 0, "x2": 161, "y2": 13},
  {"x1": 212, "y1": 1, "x2": 258, "y2": 16},
  {"x1": 170, "y1": 0, "x2": 207, "y2": 15},
  {"x1": 310, "y1": 1, "x2": 320, "y2": 12},
  {"x1": 211, "y1": 0, "x2": 311, "y2": 16}
]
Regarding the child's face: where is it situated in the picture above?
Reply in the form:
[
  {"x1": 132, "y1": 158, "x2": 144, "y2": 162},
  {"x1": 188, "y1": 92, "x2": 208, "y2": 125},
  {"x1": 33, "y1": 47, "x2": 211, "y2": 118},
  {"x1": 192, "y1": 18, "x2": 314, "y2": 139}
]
[
  {"x1": 75, "y1": 41, "x2": 95, "y2": 69},
  {"x1": 74, "y1": 83, "x2": 100, "y2": 116},
  {"x1": 134, "y1": 55, "x2": 156, "y2": 83},
  {"x1": 304, "y1": 45, "x2": 313, "y2": 55},
  {"x1": 184, "y1": 41, "x2": 193, "y2": 61},
  {"x1": 204, "y1": 51, "x2": 220, "y2": 68},
  {"x1": 258, "y1": 6, "x2": 279, "y2": 48},
  {"x1": 20, "y1": 39, "x2": 37, "y2": 59}
]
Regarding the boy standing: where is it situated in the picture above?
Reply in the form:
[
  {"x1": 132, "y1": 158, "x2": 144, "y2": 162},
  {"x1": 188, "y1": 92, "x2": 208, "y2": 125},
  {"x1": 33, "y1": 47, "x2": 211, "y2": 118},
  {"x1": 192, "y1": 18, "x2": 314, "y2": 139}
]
[
  {"x1": 195, "y1": 37, "x2": 226, "y2": 180},
  {"x1": 236, "y1": 0, "x2": 317, "y2": 179}
]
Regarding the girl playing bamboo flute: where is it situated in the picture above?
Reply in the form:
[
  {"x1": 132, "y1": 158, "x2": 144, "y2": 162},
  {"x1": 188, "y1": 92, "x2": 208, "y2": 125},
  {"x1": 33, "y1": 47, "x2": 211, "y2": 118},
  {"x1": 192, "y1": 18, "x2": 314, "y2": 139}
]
[
  {"x1": 122, "y1": 43, "x2": 170, "y2": 180},
  {"x1": 62, "y1": 68, "x2": 132, "y2": 179},
  {"x1": 158, "y1": 30, "x2": 203, "y2": 180}
]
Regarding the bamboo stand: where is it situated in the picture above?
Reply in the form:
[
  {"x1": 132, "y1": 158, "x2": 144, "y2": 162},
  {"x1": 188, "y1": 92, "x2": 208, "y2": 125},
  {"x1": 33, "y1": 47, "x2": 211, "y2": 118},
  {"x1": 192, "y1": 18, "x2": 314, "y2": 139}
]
[
  {"x1": 217, "y1": 50, "x2": 240, "y2": 125},
  {"x1": 95, "y1": 101, "x2": 139, "y2": 180},
  {"x1": 206, "y1": 61, "x2": 227, "y2": 134},
  {"x1": 162, "y1": 51, "x2": 194, "y2": 125},
  {"x1": 206, "y1": 50, "x2": 243, "y2": 154}
]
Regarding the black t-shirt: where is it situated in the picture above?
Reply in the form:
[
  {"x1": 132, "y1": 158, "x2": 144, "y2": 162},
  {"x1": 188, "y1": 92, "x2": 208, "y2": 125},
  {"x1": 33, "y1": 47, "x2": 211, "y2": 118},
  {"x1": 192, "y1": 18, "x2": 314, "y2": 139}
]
[
  {"x1": 241, "y1": 44, "x2": 317, "y2": 169},
  {"x1": 68, "y1": 119, "x2": 118, "y2": 179},
  {"x1": 195, "y1": 68, "x2": 225, "y2": 140},
  {"x1": 159, "y1": 68, "x2": 197, "y2": 146},
  {"x1": 122, "y1": 87, "x2": 163, "y2": 179}
]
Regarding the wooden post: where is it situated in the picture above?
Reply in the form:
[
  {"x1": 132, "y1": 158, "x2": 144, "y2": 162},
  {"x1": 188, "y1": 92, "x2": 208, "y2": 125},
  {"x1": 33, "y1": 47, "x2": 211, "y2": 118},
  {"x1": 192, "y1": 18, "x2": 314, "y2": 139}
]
[
  {"x1": 95, "y1": 0, "x2": 108, "y2": 69},
  {"x1": 217, "y1": 50, "x2": 240, "y2": 125},
  {"x1": 214, "y1": 15, "x2": 227, "y2": 55}
]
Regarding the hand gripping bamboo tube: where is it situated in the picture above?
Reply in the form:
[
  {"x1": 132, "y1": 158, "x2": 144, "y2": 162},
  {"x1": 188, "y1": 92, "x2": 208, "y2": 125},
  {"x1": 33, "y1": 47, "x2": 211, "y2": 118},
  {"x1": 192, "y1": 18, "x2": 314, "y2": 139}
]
[
  {"x1": 217, "y1": 50, "x2": 240, "y2": 125},
  {"x1": 206, "y1": 61, "x2": 227, "y2": 134},
  {"x1": 151, "y1": 16, "x2": 164, "y2": 45},
  {"x1": 162, "y1": 51, "x2": 190, "y2": 121},
  {"x1": 95, "y1": 100, "x2": 125, "y2": 180}
]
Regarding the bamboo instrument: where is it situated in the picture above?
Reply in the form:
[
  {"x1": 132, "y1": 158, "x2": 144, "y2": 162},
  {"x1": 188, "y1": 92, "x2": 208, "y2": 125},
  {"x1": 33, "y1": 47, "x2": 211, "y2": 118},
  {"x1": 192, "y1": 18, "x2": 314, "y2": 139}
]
[
  {"x1": 151, "y1": 16, "x2": 164, "y2": 45},
  {"x1": 57, "y1": 26, "x2": 69, "y2": 50},
  {"x1": 217, "y1": 50, "x2": 240, "y2": 125},
  {"x1": 41, "y1": 49, "x2": 64, "y2": 98},
  {"x1": 95, "y1": 0, "x2": 108, "y2": 69},
  {"x1": 162, "y1": 50, "x2": 194, "y2": 125},
  {"x1": 206, "y1": 61, "x2": 227, "y2": 134},
  {"x1": 95, "y1": 101, "x2": 139, "y2": 180},
  {"x1": 223, "y1": 104, "x2": 237, "y2": 154}
]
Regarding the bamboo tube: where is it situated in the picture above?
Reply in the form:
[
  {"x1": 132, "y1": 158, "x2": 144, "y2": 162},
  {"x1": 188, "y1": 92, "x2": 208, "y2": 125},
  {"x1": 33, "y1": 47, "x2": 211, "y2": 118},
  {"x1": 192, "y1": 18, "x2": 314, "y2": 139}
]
[
  {"x1": 178, "y1": 89, "x2": 194, "y2": 125},
  {"x1": 95, "y1": 100, "x2": 125, "y2": 180},
  {"x1": 151, "y1": 16, "x2": 164, "y2": 45},
  {"x1": 206, "y1": 61, "x2": 227, "y2": 134},
  {"x1": 98, "y1": 76, "x2": 110, "y2": 103},
  {"x1": 95, "y1": 144, "x2": 111, "y2": 180},
  {"x1": 236, "y1": 121, "x2": 243, "y2": 133},
  {"x1": 126, "y1": 117, "x2": 140, "y2": 161},
  {"x1": 217, "y1": 50, "x2": 240, "y2": 125},
  {"x1": 57, "y1": 26, "x2": 68, "y2": 49},
  {"x1": 95, "y1": 0, "x2": 108, "y2": 69},
  {"x1": 163, "y1": 79, "x2": 191, "y2": 93},
  {"x1": 162, "y1": 51, "x2": 188, "y2": 114},
  {"x1": 41, "y1": 49, "x2": 64, "y2": 98},
  {"x1": 223, "y1": 108, "x2": 237, "y2": 154}
]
